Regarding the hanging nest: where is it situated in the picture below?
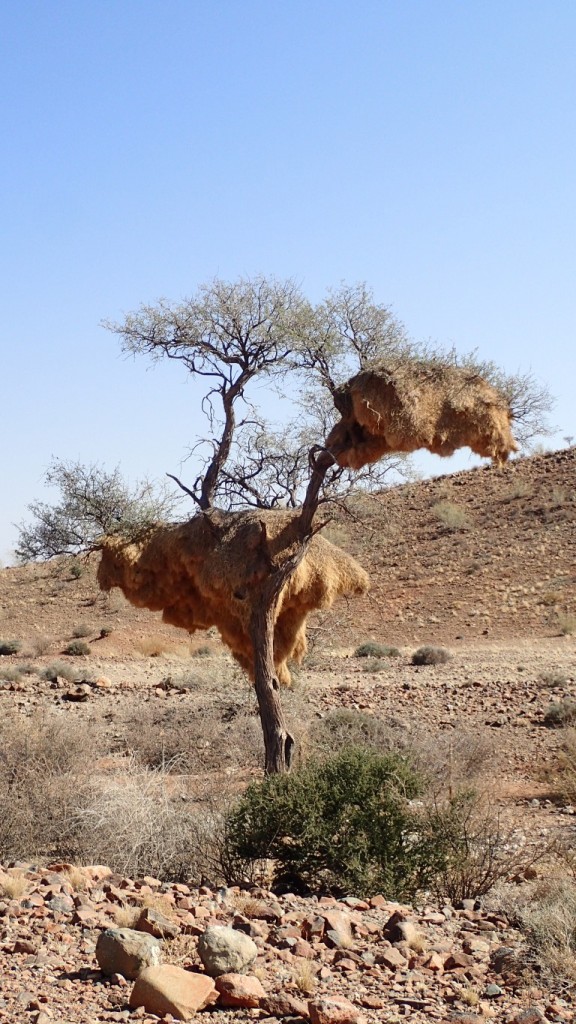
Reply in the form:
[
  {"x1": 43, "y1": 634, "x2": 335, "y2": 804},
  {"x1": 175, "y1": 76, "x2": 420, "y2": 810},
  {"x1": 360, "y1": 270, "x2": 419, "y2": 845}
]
[
  {"x1": 98, "y1": 508, "x2": 369, "y2": 685},
  {"x1": 326, "y1": 360, "x2": 518, "y2": 469}
]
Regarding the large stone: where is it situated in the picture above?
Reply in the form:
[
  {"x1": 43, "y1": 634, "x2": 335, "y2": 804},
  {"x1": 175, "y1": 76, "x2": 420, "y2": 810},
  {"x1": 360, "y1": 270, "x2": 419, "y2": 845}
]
[
  {"x1": 96, "y1": 927, "x2": 162, "y2": 980},
  {"x1": 197, "y1": 925, "x2": 258, "y2": 977},
  {"x1": 136, "y1": 906, "x2": 180, "y2": 939},
  {"x1": 215, "y1": 972, "x2": 266, "y2": 1008},
  {"x1": 129, "y1": 965, "x2": 218, "y2": 1020},
  {"x1": 309, "y1": 995, "x2": 366, "y2": 1024}
]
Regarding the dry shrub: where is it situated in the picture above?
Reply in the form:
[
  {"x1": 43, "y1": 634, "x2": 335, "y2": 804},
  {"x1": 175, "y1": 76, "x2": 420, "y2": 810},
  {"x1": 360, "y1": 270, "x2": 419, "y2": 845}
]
[
  {"x1": 496, "y1": 878, "x2": 576, "y2": 986},
  {"x1": 0, "y1": 711, "x2": 101, "y2": 861},
  {"x1": 426, "y1": 790, "x2": 542, "y2": 904},
  {"x1": 292, "y1": 959, "x2": 318, "y2": 995},
  {"x1": 326, "y1": 359, "x2": 517, "y2": 469},
  {"x1": 412, "y1": 645, "x2": 451, "y2": 666},
  {"x1": 552, "y1": 728, "x2": 576, "y2": 804},
  {"x1": 306, "y1": 711, "x2": 494, "y2": 799},
  {"x1": 0, "y1": 870, "x2": 29, "y2": 901},
  {"x1": 135, "y1": 636, "x2": 182, "y2": 658},
  {"x1": 73, "y1": 760, "x2": 228, "y2": 883},
  {"x1": 98, "y1": 508, "x2": 369, "y2": 685},
  {"x1": 432, "y1": 500, "x2": 470, "y2": 532}
]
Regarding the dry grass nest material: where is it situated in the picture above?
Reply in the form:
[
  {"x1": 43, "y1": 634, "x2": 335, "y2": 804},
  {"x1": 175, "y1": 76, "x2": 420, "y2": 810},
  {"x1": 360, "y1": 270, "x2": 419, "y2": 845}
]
[
  {"x1": 98, "y1": 508, "x2": 369, "y2": 685},
  {"x1": 326, "y1": 359, "x2": 517, "y2": 469}
]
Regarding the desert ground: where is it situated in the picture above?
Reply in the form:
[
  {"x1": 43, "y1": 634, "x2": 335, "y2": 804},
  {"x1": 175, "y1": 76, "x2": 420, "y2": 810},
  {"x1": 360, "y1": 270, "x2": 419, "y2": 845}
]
[{"x1": 0, "y1": 448, "x2": 574, "y2": 1023}]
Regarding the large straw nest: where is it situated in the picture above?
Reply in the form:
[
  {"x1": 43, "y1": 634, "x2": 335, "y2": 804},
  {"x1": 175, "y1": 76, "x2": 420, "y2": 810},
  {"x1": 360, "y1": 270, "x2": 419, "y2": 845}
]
[
  {"x1": 98, "y1": 508, "x2": 369, "y2": 685},
  {"x1": 326, "y1": 360, "x2": 518, "y2": 469}
]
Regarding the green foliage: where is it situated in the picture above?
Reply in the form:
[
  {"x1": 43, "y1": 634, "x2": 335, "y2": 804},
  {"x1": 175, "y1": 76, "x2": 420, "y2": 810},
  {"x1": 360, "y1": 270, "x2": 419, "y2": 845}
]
[
  {"x1": 224, "y1": 747, "x2": 437, "y2": 898},
  {"x1": 0, "y1": 640, "x2": 21, "y2": 656},
  {"x1": 15, "y1": 458, "x2": 180, "y2": 562},
  {"x1": 354, "y1": 642, "x2": 401, "y2": 658},
  {"x1": 412, "y1": 646, "x2": 451, "y2": 666},
  {"x1": 63, "y1": 640, "x2": 91, "y2": 657}
]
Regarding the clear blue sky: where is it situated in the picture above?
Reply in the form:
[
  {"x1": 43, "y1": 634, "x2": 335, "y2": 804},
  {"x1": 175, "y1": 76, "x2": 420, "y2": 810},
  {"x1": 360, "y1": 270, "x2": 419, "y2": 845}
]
[{"x1": 2, "y1": 1, "x2": 575, "y2": 562}]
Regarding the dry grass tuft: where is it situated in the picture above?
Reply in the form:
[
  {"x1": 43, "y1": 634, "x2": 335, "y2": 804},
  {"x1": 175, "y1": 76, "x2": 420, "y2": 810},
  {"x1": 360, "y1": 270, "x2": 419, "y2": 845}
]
[
  {"x1": 292, "y1": 959, "x2": 317, "y2": 995},
  {"x1": 0, "y1": 870, "x2": 28, "y2": 901}
]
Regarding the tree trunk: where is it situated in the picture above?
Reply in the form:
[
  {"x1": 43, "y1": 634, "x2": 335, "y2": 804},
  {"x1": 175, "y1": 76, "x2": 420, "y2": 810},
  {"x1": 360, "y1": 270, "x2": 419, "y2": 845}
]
[{"x1": 250, "y1": 592, "x2": 295, "y2": 774}]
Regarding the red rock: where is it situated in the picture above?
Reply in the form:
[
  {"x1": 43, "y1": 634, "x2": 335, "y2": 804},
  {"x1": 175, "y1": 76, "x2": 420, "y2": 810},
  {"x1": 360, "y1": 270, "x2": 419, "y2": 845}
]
[
  {"x1": 130, "y1": 965, "x2": 218, "y2": 1019},
  {"x1": 423, "y1": 951, "x2": 445, "y2": 973},
  {"x1": 378, "y1": 945, "x2": 407, "y2": 970},
  {"x1": 215, "y1": 972, "x2": 266, "y2": 1007},
  {"x1": 309, "y1": 995, "x2": 366, "y2": 1024},
  {"x1": 263, "y1": 994, "x2": 309, "y2": 1018},
  {"x1": 507, "y1": 1011, "x2": 545, "y2": 1024}
]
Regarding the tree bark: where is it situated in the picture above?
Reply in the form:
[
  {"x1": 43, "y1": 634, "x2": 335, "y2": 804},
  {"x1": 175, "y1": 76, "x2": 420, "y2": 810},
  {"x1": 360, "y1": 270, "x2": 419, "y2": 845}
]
[
  {"x1": 249, "y1": 444, "x2": 341, "y2": 773},
  {"x1": 250, "y1": 595, "x2": 295, "y2": 774}
]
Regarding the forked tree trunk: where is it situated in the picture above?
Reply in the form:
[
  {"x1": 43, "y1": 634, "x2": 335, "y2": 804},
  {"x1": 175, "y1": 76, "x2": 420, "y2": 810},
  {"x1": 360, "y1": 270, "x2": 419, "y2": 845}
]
[{"x1": 249, "y1": 447, "x2": 339, "y2": 773}]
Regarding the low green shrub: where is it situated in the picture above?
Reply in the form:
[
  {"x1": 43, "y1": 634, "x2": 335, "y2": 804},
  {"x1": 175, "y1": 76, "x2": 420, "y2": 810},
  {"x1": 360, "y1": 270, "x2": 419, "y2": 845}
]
[
  {"x1": 354, "y1": 642, "x2": 401, "y2": 659},
  {"x1": 412, "y1": 646, "x2": 451, "y2": 666},
  {"x1": 224, "y1": 747, "x2": 437, "y2": 898}
]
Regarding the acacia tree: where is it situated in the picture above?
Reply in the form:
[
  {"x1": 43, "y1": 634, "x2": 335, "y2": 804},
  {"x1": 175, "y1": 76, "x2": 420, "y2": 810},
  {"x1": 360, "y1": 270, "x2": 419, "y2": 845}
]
[
  {"x1": 18, "y1": 277, "x2": 553, "y2": 772},
  {"x1": 102, "y1": 277, "x2": 552, "y2": 773}
]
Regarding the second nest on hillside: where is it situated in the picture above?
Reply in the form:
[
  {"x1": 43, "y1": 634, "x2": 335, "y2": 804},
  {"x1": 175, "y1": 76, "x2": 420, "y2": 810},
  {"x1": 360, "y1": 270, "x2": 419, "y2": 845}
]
[
  {"x1": 326, "y1": 360, "x2": 518, "y2": 468},
  {"x1": 98, "y1": 508, "x2": 369, "y2": 685}
]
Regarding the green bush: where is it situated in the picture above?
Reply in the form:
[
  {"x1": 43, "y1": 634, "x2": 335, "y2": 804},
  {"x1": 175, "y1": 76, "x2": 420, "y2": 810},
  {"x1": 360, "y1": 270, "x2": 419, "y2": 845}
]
[
  {"x1": 224, "y1": 747, "x2": 436, "y2": 898},
  {"x1": 354, "y1": 642, "x2": 400, "y2": 658},
  {"x1": 412, "y1": 646, "x2": 451, "y2": 666},
  {"x1": 0, "y1": 640, "x2": 21, "y2": 656},
  {"x1": 63, "y1": 640, "x2": 90, "y2": 657}
]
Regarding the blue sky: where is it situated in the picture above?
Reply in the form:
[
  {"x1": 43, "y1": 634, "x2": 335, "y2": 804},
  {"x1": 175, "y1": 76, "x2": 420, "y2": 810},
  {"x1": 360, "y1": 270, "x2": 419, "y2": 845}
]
[{"x1": 2, "y1": 1, "x2": 575, "y2": 561}]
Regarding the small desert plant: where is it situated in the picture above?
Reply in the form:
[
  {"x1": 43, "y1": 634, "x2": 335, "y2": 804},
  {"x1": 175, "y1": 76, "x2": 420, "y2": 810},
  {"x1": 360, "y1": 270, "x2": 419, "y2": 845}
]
[
  {"x1": 99, "y1": 626, "x2": 113, "y2": 638},
  {"x1": 553, "y1": 729, "x2": 576, "y2": 804},
  {"x1": 354, "y1": 642, "x2": 400, "y2": 658},
  {"x1": 0, "y1": 640, "x2": 21, "y2": 656},
  {"x1": 136, "y1": 637, "x2": 178, "y2": 657},
  {"x1": 41, "y1": 661, "x2": 78, "y2": 682},
  {"x1": 537, "y1": 670, "x2": 568, "y2": 689},
  {"x1": 63, "y1": 640, "x2": 90, "y2": 656},
  {"x1": 15, "y1": 662, "x2": 40, "y2": 676},
  {"x1": 432, "y1": 500, "x2": 470, "y2": 531},
  {"x1": 499, "y1": 878, "x2": 576, "y2": 986},
  {"x1": 69, "y1": 562, "x2": 83, "y2": 579},
  {"x1": 505, "y1": 479, "x2": 532, "y2": 500},
  {"x1": 556, "y1": 610, "x2": 576, "y2": 636},
  {"x1": 544, "y1": 701, "x2": 576, "y2": 729},
  {"x1": 31, "y1": 635, "x2": 51, "y2": 656},
  {"x1": 426, "y1": 790, "x2": 540, "y2": 904},
  {"x1": 0, "y1": 711, "x2": 100, "y2": 862},
  {"x1": 191, "y1": 644, "x2": 212, "y2": 658},
  {"x1": 0, "y1": 666, "x2": 24, "y2": 683},
  {"x1": 412, "y1": 646, "x2": 451, "y2": 666},
  {"x1": 292, "y1": 960, "x2": 318, "y2": 995},
  {"x1": 224, "y1": 747, "x2": 435, "y2": 898},
  {"x1": 72, "y1": 623, "x2": 92, "y2": 639},
  {"x1": 0, "y1": 870, "x2": 28, "y2": 901}
]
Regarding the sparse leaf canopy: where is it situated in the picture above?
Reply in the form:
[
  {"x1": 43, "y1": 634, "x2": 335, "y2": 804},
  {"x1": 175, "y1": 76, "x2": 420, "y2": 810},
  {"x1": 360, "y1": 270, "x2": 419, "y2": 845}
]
[{"x1": 15, "y1": 460, "x2": 179, "y2": 562}]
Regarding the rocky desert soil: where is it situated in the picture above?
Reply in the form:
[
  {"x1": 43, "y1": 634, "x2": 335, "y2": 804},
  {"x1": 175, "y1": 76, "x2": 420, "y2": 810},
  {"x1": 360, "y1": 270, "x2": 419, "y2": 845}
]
[{"x1": 0, "y1": 448, "x2": 574, "y2": 1023}]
